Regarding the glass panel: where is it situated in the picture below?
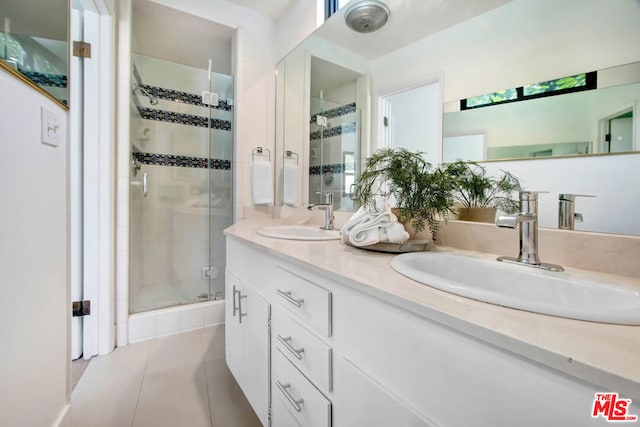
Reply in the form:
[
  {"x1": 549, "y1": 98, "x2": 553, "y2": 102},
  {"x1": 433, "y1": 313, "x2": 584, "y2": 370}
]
[
  {"x1": 309, "y1": 97, "x2": 358, "y2": 211},
  {"x1": 524, "y1": 73, "x2": 586, "y2": 96},
  {"x1": 465, "y1": 88, "x2": 517, "y2": 108},
  {"x1": 129, "y1": 54, "x2": 233, "y2": 313},
  {"x1": 0, "y1": 0, "x2": 69, "y2": 107}
]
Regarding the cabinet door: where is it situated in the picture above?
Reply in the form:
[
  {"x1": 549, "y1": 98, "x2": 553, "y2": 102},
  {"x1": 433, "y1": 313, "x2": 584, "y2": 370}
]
[
  {"x1": 225, "y1": 272, "x2": 243, "y2": 381},
  {"x1": 241, "y1": 282, "x2": 271, "y2": 427}
]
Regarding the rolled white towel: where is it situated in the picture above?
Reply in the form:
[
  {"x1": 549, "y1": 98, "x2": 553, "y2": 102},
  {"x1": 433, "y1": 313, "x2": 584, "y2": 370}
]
[
  {"x1": 349, "y1": 218, "x2": 381, "y2": 247},
  {"x1": 379, "y1": 222, "x2": 410, "y2": 243},
  {"x1": 348, "y1": 212, "x2": 396, "y2": 247}
]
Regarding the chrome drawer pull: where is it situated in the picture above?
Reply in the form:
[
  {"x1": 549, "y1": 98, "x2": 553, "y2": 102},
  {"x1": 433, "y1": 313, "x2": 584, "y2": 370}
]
[
  {"x1": 277, "y1": 335, "x2": 305, "y2": 360},
  {"x1": 238, "y1": 293, "x2": 247, "y2": 323},
  {"x1": 232, "y1": 285, "x2": 239, "y2": 317},
  {"x1": 276, "y1": 289, "x2": 304, "y2": 308},
  {"x1": 276, "y1": 380, "x2": 304, "y2": 413}
]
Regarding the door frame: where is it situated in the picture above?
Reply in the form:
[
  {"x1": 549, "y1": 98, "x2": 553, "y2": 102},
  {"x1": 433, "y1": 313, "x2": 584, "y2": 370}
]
[{"x1": 70, "y1": 0, "x2": 116, "y2": 359}]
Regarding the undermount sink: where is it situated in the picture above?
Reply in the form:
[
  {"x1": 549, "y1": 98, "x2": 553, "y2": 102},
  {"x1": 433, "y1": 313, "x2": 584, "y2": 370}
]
[
  {"x1": 391, "y1": 251, "x2": 640, "y2": 325},
  {"x1": 257, "y1": 225, "x2": 341, "y2": 241}
]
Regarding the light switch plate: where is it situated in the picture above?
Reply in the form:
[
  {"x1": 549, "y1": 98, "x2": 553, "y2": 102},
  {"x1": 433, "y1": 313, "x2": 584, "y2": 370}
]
[{"x1": 41, "y1": 106, "x2": 60, "y2": 147}]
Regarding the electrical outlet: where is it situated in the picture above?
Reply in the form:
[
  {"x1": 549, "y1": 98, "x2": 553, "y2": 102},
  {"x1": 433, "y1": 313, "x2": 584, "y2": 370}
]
[{"x1": 41, "y1": 106, "x2": 60, "y2": 147}]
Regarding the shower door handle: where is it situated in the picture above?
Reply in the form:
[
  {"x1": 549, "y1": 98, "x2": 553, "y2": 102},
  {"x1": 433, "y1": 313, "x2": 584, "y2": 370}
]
[{"x1": 142, "y1": 172, "x2": 148, "y2": 197}]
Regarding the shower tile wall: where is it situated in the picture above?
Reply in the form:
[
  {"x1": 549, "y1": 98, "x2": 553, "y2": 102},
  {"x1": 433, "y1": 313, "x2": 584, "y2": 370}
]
[
  {"x1": 309, "y1": 98, "x2": 358, "y2": 211},
  {"x1": 130, "y1": 54, "x2": 233, "y2": 314}
]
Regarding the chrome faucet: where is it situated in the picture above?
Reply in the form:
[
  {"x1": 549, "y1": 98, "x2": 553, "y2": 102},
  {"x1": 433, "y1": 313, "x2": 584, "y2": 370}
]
[
  {"x1": 308, "y1": 192, "x2": 335, "y2": 230},
  {"x1": 558, "y1": 193, "x2": 595, "y2": 230},
  {"x1": 495, "y1": 191, "x2": 563, "y2": 272}
]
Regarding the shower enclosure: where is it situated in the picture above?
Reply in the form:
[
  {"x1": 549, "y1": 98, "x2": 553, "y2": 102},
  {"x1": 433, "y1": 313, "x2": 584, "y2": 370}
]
[
  {"x1": 309, "y1": 96, "x2": 359, "y2": 211},
  {"x1": 129, "y1": 53, "x2": 233, "y2": 313}
]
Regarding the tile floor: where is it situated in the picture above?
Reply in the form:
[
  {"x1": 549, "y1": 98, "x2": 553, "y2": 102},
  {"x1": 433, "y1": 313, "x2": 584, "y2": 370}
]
[{"x1": 71, "y1": 325, "x2": 262, "y2": 427}]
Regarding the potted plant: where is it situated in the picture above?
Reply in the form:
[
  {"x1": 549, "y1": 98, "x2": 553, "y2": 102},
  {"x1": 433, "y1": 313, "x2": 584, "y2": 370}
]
[
  {"x1": 352, "y1": 148, "x2": 454, "y2": 239},
  {"x1": 444, "y1": 160, "x2": 522, "y2": 223}
]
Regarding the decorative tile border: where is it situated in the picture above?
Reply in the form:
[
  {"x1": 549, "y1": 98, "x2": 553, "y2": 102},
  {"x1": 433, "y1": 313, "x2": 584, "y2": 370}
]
[
  {"x1": 310, "y1": 123, "x2": 357, "y2": 141},
  {"x1": 309, "y1": 163, "x2": 345, "y2": 175},
  {"x1": 310, "y1": 102, "x2": 356, "y2": 123},
  {"x1": 137, "y1": 107, "x2": 232, "y2": 131},
  {"x1": 21, "y1": 70, "x2": 68, "y2": 88},
  {"x1": 141, "y1": 84, "x2": 233, "y2": 111},
  {"x1": 133, "y1": 152, "x2": 231, "y2": 170}
]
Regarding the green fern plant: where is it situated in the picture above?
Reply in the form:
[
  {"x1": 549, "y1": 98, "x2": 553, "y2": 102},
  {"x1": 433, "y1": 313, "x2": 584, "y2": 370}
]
[
  {"x1": 352, "y1": 148, "x2": 454, "y2": 237},
  {"x1": 444, "y1": 161, "x2": 522, "y2": 213}
]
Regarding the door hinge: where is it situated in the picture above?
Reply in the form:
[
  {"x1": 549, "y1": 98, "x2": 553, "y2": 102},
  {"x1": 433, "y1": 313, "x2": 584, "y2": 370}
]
[
  {"x1": 268, "y1": 407, "x2": 272, "y2": 422},
  {"x1": 201, "y1": 266, "x2": 218, "y2": 280},
  {"x1": 73, "y1": 41, "x2": 92, "y2": 58},
  {"x1": 72, "y1": 300, "x2": 91, "y2": 317},
  {"x1": 383, "y1": 116, "x2": 389, "y2": 127}
]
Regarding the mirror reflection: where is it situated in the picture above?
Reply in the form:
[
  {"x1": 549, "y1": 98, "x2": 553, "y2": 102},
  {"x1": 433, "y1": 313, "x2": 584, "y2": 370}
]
[
  {"x1": 443, "y1": 62, "x2": 640, "y2": 162},
  {"x1": 276, "y1": 0, "x2": 640, "y2": 236},
  {"x1": 0, "y1": 0, "x2": 69, "y2": 107}
]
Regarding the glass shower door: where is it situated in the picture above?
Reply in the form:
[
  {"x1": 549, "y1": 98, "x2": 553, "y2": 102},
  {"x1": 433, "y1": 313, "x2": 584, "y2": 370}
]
[{"x1": 129, "y1": 54, "x2": 233, "y2": 313}]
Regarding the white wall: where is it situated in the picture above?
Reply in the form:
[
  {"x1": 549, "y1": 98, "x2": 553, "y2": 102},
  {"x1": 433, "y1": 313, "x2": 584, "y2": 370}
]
[
  {"x1": 275, "y1": 0, "x2": 319, "y2": 62},
  {"x1": 148, "y1": 0, "x2": 277, "y2": 219},
  {"x1": 371, "y1": 0, "x2": 640, "y2": 235},
  {"x1": 0, "y1": 72, "x2": 70, "y2": 426}
]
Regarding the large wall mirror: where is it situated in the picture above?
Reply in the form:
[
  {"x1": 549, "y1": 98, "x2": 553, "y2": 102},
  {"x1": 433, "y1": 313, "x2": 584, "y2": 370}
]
[
  {"x1": 0, "y1": 0, "x2": 69, "y2": 108},
  {"x1": 275, "y1": 0, "x2": 640, "y2": 236}
]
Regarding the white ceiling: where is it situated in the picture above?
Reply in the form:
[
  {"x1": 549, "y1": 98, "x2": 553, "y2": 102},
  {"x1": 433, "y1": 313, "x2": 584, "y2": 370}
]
[
  {"x1": 315, "y1": 0, "x2": 513, "y2": 60},
  {"x1": 223, "y1": 0, "x2": 298, "y2": 19}
]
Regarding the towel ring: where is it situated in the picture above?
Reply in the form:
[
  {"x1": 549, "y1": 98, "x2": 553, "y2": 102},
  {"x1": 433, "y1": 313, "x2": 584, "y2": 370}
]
[
  {"x1": 252, "y1": 147, "x2": 271, "y2": 162},
  {"x1": 285, "y1": 150, "x2": 299, "y2": 165}
]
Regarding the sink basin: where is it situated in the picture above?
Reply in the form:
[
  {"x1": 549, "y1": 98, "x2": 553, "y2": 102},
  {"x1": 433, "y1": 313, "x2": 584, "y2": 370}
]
[
  {"x1": 391, "y1": 251, "x2": 640, "y2": 325},
  {"x1": 257, "y1": 225, "x2": 340, "y2": 241}
]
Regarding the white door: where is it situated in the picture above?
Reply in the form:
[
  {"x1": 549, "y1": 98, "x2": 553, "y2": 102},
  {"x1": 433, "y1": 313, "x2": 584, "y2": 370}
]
[
  {"x1": 225, "y1": 273, "x2": 243, "y2": 379},
  {"x1": 69, "y1": 5, "x2": 84, "y2": 361},
  {"x1": 70, "y1": 0, "x2": 115, "y2": 360},
  {"x1": 609, "y1": 116, "x2": 633, "y2": 152},
  {"x1": 379, "y1": 81, "x2": 442, "y2": 165},
  {"x1": 241, "y1": 284, "x2": 271, "y2": 427}
]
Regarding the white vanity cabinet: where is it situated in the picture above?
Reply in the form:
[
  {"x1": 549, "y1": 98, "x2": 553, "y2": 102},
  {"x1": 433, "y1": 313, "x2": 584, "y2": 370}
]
[
  {"x1": 225, "y1": 271, "x2": 271, "y2": 426},
  {"x1": 226, "y1": 235, "x2": 636, "y2": 427}
]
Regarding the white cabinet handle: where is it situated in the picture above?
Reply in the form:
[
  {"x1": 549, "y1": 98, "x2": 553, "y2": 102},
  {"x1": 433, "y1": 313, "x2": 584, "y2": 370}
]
[
  {"x1": 276, "y1": 290, "x2": 304, "y2": 308},
  {"x1": 277, "y1": 335, "x2": 305, "y2": 360},
  {"x1": 276, "y1": 381, "x2": 304, "y2": 413}
]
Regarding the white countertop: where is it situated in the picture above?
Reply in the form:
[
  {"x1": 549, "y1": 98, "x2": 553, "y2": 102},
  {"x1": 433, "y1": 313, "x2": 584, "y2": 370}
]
[{"x1": 225, "y1": 219, "x2": 640, "y2": 400}]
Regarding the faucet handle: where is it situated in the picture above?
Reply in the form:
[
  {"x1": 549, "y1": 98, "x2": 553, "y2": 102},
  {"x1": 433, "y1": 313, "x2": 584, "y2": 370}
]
[
  {"x1": 559, "y1": 193, "x2": 596, "y2": 202},
  {"x1": 322, "y1": 192, "x2": 333, "y2": 204}
]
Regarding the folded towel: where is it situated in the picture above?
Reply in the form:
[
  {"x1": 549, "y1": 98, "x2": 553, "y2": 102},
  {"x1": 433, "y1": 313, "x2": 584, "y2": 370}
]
[
  {"x1": 252, "y1": 159, "x2": 274, "y2": 205},
  {"x1": 379, "y1": 222, "x2": 410, "y2": 243},
  {"x1": 341, "y1": 196, "x2": 409, "y2": 246},
  {"x1": 283, "y1": 162, "x2": 299, "y2": 206}
]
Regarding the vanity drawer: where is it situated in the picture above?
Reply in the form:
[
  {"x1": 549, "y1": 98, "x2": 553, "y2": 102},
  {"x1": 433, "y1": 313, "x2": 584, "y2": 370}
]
[
  {"x1": 273, "y1": 348, "x2": 332, "y2": 427},
  {"x1": 273, "y1": 265, "x2": 332, "y2": 337},
  {"x1": 273, "y1": 308, "x2": 333, "y2": 393}
]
